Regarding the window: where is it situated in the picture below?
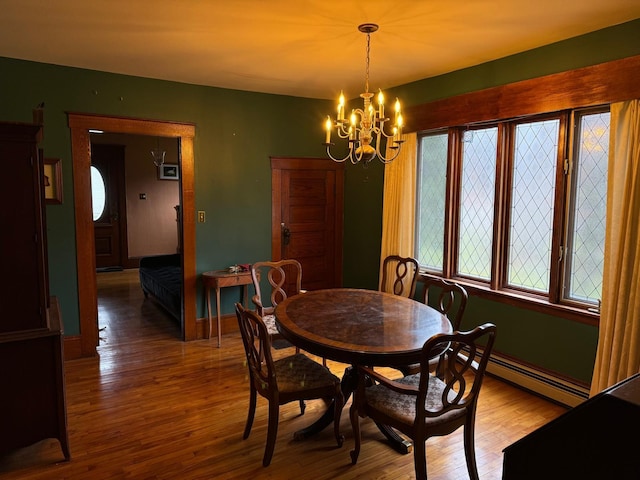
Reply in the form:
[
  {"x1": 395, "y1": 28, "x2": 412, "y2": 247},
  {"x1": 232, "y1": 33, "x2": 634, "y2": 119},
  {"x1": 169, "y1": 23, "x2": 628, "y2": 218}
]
[
  {"x1": 416, "y1": 132, "x2": 447, "y2": 272},
  {"x1": 458, "y1": 127, "x2": 497, "y2": 280},
  {"x1": 564, "y1": 110, "x2": 609, "y2": 304},
  {"x1": 416, "y1": 107, "x2": 609, "y2": 311},
  {"x1": 507, "y1": 118, "x2": 559, "y2": 292},
  {"x1": 90, "y1": 165, "x2": 106, "y2": 221}
]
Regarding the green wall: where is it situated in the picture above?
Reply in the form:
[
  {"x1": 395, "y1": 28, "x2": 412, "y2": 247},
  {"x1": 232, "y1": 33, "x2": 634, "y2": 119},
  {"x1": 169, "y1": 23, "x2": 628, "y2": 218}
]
[{"x1": 1, "y1": 18, "x2": 639, "y2": 385}]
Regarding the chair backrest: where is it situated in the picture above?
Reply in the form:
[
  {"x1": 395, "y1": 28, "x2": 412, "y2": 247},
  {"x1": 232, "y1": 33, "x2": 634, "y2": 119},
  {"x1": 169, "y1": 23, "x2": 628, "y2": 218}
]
[
  {"x1": 380, "y1": 255, "x2": 419, "y2": 298},
  {"x1": 417, "y1": 323, "x2": 497, "y2": 421},
  {"x1": 251, "y1": 259, "x2": 302, "y2": 316},
  {"x1": 420, "y1": 274, "x2": 468, "y2": 330},
  {"x1": 235, "y1": 302, "x2": 276, "y2": 397}
]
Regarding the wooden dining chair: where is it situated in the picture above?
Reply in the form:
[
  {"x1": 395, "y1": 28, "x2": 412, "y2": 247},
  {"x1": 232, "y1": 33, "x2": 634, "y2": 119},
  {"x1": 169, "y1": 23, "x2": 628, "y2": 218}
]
[
  {"x1": 421, "y1": 274, "x2": 469, "y2": 331},
  {"x1": 250, "y1": 259, "x2": 303, "y2": 346},
  {"x1": 235, "y1": 303, "x2": 345, "y2": 467},
  {"x1": 397, "y1": 274, "x2": 470, "y2": 376},
  {"x1": 380, "y1": 255, "x2": 419, "y2": 298},
  {"x1": 349, "y1": 323, "x2": 497, "y2": 480},
  {"x1": 250, "y1": 259, "x2": 325, "y2": 368}
]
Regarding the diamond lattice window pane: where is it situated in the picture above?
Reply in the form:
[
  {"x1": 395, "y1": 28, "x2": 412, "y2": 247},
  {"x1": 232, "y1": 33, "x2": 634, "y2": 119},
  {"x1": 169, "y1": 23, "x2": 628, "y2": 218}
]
[
  {"x1": 507, "y1": 119, "x2": 559, "y2": 292},
  {"x1": 458, "y1": 128, "x2": 497, "y2": 280},
  {"x1": 566, "y1": 111, "x2": 609, "y2": 303},
  {"x1": 416, "y1": 133, "x2": 448, "y2": 271}
]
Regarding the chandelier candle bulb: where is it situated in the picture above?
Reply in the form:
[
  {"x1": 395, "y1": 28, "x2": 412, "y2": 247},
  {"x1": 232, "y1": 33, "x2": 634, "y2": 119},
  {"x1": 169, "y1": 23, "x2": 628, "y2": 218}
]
[
  {"x1": 325, "y1": 116, "x2": 332, "y2": 144},
  {"x1": 378, "y1": 89, "x2": 384, "y2": 118},
  {"x1": 338, "y1": 92, "x2": 345, "y2": 121}
]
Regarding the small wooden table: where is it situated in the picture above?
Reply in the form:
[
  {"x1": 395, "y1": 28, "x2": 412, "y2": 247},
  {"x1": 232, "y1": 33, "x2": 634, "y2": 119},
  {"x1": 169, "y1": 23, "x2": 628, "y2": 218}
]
[{"x1": 202, "y1": 270, "x2": 253, "y2": 347}]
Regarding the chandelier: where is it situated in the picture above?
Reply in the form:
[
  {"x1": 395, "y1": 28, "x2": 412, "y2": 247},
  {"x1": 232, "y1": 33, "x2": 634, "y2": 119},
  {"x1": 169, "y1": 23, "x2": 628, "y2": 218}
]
[{"x1": 323, "y1": 23, "x2": 404, "y2": 165}]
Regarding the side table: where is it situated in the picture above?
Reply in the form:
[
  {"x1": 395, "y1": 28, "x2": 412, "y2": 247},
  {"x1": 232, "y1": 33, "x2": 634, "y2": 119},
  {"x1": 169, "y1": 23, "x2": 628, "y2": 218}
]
[{"x1": 202, "y1": 270, "x2": 253, "y2": 347}]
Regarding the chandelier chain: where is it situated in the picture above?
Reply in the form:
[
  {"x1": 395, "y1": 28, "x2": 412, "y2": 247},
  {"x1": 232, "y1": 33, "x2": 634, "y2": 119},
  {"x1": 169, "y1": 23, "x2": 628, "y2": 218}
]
[{"x1": 365, "y1": 32, "x2": 370, "y2": 94}]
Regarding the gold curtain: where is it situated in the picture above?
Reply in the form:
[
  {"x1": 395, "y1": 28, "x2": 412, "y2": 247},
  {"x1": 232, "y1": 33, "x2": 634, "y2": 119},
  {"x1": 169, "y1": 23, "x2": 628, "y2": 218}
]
[
  {"x1": 379, "y1": 133, "x2": 417, "y2": 293},
  {"x1": 590, "y1": 100, "x2": 640, "y2": 396}
]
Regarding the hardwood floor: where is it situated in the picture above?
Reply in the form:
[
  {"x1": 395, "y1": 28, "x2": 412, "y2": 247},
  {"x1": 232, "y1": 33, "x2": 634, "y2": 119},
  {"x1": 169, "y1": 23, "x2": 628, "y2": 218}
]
[{"x1": 0, "y1": 269, "x2": 568, "y2": 479}]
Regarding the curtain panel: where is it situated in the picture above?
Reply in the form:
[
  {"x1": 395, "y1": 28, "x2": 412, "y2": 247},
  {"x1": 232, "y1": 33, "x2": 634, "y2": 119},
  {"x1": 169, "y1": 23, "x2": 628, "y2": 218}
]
[
  {"x1": 591, "y1": 100, "x2": 640, "y2": 396},
  {"x1": 379, "y1": 133, "x2": 418, "y2": 293}
]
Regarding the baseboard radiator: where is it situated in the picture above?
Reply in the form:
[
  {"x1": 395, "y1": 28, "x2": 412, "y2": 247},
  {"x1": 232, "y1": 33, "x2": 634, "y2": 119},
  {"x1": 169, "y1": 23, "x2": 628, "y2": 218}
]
[{"x1": 487, "y1": 353, "x2": 590, "y2": 408}]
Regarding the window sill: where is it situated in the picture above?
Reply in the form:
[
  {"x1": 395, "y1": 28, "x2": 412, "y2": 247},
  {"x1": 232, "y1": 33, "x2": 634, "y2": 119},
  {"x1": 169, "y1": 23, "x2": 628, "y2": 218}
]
[{"x1": 417, "y1": 274, "x2": 600, "y2": 326}]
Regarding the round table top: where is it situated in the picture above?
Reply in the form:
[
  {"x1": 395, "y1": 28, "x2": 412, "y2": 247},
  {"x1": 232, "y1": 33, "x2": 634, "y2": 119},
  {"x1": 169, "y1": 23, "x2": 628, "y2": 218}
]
[{"x1": 274, "y1": 288, "x2": 452, "y2": 367}]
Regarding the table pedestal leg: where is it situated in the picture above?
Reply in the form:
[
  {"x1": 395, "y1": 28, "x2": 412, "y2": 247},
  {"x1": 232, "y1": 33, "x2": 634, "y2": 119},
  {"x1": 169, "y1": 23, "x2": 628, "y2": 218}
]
[
  {"x1": 291, "y1": 365, "x2": 412, "y2": 454},
  {"x1": 374, "y1": 423, "x2": 412, "y2": 454},
  {"x1": 292, "y1": 365, "x2": 357, "y2": 441}
]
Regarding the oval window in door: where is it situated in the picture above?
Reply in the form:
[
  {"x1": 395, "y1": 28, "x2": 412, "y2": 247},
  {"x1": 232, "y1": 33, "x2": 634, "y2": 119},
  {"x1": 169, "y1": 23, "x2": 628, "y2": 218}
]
[{"x1": 90, "y1": 165, "x2": 106, "y2": 221}]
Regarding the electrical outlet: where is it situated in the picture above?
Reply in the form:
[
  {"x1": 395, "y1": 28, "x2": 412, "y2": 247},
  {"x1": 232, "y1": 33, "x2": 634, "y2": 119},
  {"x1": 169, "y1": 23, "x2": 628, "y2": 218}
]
[{"x1": 197, "y1": 211, "x2": 206, "y2": 223}]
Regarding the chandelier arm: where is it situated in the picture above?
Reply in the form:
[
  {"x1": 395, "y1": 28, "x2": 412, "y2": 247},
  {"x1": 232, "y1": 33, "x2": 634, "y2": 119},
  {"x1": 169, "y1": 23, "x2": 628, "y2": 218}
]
[
  {"x1": 337, "y1": 125, "x2": 351, "y2": 138},
  {"x1": 326, "y1": 143, "x2": 356, "y2": 163},
  {"x1": 375, "y1": 142, "x2": 403, "y2": 163},
  {"x1": 379, "y1": 126, "x2": 397, "y2": 138}
]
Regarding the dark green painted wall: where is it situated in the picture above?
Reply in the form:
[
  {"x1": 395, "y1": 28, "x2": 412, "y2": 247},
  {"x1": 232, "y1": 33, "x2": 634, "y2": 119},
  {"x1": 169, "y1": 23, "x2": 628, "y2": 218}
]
[{"x1": 1, "y1": 18, "x2": 639, "y2": 385}]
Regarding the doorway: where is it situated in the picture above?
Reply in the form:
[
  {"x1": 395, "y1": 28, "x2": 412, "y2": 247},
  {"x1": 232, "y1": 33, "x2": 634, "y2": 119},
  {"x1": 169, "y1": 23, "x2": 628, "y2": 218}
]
[
  {"x1": 91, "y1": 143, "x2": 127, "y2": 270},
  {"x1": 69, "y1": 114, "x2": 197, "y2": 358}
]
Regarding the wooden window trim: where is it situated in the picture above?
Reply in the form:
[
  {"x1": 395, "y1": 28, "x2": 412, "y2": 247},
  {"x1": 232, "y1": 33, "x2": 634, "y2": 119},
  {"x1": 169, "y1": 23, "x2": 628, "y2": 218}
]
[{"x1": 406, "y1": 55, "x2": 640, "y2": 133}]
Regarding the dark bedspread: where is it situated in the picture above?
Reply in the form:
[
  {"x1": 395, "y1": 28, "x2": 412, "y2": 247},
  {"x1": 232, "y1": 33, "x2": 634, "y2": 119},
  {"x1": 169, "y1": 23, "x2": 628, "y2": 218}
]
[{"x1": 139, "y1": 254, "x2": 181, "y2": 321}]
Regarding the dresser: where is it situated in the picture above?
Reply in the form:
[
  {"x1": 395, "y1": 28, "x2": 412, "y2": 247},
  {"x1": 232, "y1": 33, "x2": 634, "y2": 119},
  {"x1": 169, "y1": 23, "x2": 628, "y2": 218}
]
[
  {"x1": 0, "y1": 121, "x2": 69, "y2": 460},
  {"x1": 502, "y1": 373, "x2": 640, "y2": 479}
]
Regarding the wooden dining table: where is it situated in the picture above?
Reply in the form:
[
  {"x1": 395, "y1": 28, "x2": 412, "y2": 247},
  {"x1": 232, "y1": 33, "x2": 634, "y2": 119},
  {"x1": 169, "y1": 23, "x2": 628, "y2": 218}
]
[{"x1": 274, "y1": 287, "x2": 452, "y2": 454}]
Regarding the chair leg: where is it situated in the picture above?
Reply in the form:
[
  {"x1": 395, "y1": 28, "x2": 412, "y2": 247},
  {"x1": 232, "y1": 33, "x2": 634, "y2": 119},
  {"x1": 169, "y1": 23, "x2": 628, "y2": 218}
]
[
  {"x1": 333, "y1": 386, "x2": 345, "y2": 447},
  {"x1": 349, "y1": 400, "x2": 361, "y2": 464},
  {"x1": 243, "y1": 383, "x2": 257, "y2": 439},
  {"x1": 263, "y1": 401, "x2": 280, "y2": 467},
  {"x1": 413, "y1": 439, "x2": 427, "y2": 480},
  {"x1": 463, "y1": 420, "x2": 480, "y2": 480}
]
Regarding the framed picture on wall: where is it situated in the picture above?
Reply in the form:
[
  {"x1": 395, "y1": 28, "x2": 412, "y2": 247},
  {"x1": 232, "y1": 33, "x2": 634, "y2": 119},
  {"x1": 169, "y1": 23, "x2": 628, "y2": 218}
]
[
  {"x1": 44, "y1": 157, "x2": 63, "y2": 204},
  {"x1": 158, "y1": 163, "x2": 179, "y2": 181}
]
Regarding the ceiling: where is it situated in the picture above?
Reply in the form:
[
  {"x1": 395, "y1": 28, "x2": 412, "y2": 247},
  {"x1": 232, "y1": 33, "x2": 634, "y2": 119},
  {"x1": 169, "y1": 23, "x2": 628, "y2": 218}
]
[{"x1": 1, "y1": 1, "x2": 639, "y2": 100}]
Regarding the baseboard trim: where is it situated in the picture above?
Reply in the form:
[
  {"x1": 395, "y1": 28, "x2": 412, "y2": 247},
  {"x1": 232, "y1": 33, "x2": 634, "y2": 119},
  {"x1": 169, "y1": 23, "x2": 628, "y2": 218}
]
[
  {"x1": 63, "y1": 335, "x2": 83, "y2": 360},
  {"x1": 487, "y1": 353, "x2": 589, "y2": 407}
]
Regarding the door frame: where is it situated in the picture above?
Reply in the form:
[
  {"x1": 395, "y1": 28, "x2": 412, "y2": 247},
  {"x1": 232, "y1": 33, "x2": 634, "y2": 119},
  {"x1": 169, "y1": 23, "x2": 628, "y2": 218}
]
[{"x1": 69, "y1": 113, "x2": 197, "y2": 358}]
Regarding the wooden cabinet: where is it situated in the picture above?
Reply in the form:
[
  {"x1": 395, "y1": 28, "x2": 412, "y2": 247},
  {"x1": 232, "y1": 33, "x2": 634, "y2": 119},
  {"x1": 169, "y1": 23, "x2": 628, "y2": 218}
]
[
  {"x1": 0, "y1": 121, "x2": 69, "y2": 460},
  {"x1": 502, "y1": 374, "x2": 640, "y2": 479}
]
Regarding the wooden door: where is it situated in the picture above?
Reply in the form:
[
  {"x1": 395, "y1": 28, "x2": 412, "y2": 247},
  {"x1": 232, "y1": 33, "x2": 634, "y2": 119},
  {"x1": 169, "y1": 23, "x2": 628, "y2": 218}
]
[
  {"x1": 271, "y1": 157, "x2": 344, "y2": 291},
  {"x1": 91, "y1": 143, "x2": 127, "y2": 269}
]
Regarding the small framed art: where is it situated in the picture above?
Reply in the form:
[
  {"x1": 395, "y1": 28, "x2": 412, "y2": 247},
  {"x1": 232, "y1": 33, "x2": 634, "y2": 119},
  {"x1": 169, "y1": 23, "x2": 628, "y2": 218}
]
[
  {"x1": 44, "y1": 157, "x2": 63, "y2": 204},
  {"x1": 158, "y1": 163, "x2": 179, "y2": 180}
]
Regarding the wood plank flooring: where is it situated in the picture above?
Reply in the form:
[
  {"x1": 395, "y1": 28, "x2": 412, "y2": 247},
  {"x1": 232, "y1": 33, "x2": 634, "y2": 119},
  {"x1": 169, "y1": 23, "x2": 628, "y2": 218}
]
[{"x1": 0, "y1": 269, "x2": 568, "y2": 479}]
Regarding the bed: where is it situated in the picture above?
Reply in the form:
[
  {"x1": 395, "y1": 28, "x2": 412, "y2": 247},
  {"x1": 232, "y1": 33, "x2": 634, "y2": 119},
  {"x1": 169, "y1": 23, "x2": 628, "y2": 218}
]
[{"x1": 139, "y1": 254, "x2": 181, "y2": 322}]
